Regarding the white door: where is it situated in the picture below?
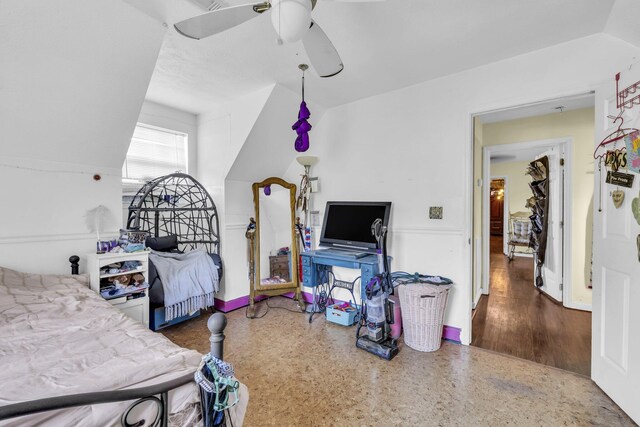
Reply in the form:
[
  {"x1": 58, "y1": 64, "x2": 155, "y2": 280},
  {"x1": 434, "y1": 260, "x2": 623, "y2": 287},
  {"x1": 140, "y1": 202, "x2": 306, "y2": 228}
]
[
  {"x1": 592, "y1": 70, "x2": 640, "y2": 424},
  {"x1": 534, "y1": 146, "x2": 564, "y2": 302}
]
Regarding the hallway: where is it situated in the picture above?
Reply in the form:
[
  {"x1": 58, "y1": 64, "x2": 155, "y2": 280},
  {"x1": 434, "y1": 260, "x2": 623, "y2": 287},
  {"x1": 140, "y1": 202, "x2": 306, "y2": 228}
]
[{"x1": 472, "y1": 236, "x2": 592, "y2": 376}]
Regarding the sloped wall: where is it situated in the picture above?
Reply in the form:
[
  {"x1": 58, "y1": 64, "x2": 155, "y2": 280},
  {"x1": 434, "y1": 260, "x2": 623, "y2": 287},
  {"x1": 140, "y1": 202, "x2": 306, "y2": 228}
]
[
  {"x1": 227, "y1": 84, "x2": 326, "y2": 183},
  {"x1": 199, "y1": 83, "x2": 325, "y2": 301},
  {"x1": 0, "y1": 0, "x2": 166, "y2": 273}
]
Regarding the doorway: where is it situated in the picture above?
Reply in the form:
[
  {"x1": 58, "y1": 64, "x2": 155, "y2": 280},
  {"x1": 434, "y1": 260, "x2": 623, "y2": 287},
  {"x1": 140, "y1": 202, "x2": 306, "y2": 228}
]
[{"x1": 471, "y1": 96, "x2": 594, "y2": 376}]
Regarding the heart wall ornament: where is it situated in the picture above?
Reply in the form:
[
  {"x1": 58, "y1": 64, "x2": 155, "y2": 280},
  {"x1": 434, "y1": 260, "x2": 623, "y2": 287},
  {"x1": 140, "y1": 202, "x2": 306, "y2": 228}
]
[
  {"x1": 612, "y1": 190, "x2": 625, "y2": 208},
  {"x1": 632, "y1": 190, "x2": 640, "y2": 226}
]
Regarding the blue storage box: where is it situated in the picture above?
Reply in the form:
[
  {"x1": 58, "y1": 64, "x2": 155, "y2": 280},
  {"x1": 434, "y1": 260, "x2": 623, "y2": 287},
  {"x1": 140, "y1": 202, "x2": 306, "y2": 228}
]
[{"x1": 326, "y1": 303, "x2": 358, "y2": 326}]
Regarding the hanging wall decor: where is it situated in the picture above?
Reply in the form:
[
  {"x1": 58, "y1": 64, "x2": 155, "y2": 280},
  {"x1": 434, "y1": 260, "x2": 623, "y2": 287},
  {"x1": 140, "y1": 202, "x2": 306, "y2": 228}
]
[
  {"x1": 632, "y1": 189, "x2": 640, "y2": 226},
  {"x1": 606, "y1": 170, "x2": 635, "y2": 188},
  {"x1": 292, "y1": 64, "x2": 312, "y2": 152},
  {"x1": 624, "y1": 130, "x2": 640, "y2": 173},
  {"x1": 605, "y1": 149, "x2": 627, "y2": 172},
  {"x1": 612, "y1": 190, "x2": 625, "y2": 208}
]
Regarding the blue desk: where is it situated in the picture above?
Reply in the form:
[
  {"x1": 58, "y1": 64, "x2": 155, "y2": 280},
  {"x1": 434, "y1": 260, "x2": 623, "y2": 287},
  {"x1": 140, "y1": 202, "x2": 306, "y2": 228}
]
[{"x1": 300, "y1": 250, "x2": 390, "y2": 301}]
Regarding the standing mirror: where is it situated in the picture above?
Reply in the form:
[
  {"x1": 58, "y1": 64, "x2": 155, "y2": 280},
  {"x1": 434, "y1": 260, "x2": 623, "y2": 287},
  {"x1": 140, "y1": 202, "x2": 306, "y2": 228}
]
[{"x1": 247, "y1": 177, "x2": 305, "y2": 317}]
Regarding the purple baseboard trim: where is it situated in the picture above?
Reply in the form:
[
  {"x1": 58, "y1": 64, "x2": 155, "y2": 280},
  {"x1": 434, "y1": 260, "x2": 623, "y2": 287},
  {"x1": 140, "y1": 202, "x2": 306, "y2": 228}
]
[
  {"x1": 214, "y1": 293, "x2": 462, "y2": 343},
  {"x1": 213, "y1": 295, "x2": 263, "y2": 312},
  {"x1": 442, "y1": 325, "x2": 461, "y2": 343},
  {"x1": 213, "y1": 292, "x2": 312, "y2": 313}
]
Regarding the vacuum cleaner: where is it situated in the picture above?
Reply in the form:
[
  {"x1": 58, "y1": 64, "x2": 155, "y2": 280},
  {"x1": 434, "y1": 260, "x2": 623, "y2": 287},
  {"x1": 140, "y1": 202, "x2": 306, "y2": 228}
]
[{"x1": 355, "y1": 218, "x2": 399, "y2": 360}]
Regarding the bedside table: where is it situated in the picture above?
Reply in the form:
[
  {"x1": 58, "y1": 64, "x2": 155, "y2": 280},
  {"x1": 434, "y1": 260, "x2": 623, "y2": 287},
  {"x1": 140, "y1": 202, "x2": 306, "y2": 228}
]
[{"x1": 87, "y1": 251, "x2": 150, "y2": 327}]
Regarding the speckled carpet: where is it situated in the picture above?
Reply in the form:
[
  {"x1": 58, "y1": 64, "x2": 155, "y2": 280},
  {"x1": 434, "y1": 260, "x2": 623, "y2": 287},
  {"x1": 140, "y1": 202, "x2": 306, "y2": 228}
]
[{"x1": 161, "y1": 298, "x2": 635, "y2": 427}]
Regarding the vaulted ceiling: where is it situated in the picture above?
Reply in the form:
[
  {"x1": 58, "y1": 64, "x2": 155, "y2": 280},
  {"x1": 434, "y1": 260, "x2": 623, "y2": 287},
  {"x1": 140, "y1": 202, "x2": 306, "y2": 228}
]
[{"x1": 123, "y1": 0, "x2": 638, "y2": 114}]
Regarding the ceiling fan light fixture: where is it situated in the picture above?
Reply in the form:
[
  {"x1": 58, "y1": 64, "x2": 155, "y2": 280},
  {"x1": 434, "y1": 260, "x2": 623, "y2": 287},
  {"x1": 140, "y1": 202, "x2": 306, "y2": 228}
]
[{"x1": 271, "y1": 0, "x2": 312, "y2": 43}]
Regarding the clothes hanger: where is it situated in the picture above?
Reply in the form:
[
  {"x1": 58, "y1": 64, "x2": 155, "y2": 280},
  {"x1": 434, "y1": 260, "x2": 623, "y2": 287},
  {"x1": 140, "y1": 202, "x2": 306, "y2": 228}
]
[{"x1": 593, "y1": 112, "x2": 639, "y2": 160}]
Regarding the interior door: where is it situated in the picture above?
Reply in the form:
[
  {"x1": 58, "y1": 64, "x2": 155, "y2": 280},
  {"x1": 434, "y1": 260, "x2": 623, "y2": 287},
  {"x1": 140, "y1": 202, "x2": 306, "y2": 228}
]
[
  {"x1": 535, "y1": 146, "x2": 564, "y2": 302},
  {"x1": 490, "y1": 193, "x2": 504, "y2": 235},
  {"x1": 592, "y1": 71, "x2": 640, "y2": 424}
]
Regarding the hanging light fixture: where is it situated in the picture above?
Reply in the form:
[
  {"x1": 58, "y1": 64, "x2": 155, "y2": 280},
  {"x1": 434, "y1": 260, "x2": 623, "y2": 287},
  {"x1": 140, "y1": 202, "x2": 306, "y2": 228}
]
[
  {"x1": 271, "y1": 0, "x2": 312, "y2": 44},
  {"x1": 292, "y1": 64, "x2": 312, "y2": 152}
]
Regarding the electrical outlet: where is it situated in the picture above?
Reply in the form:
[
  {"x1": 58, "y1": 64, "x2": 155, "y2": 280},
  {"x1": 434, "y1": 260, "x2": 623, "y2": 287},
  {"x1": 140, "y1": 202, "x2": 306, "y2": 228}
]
[{"x1": 429, "y1": 206, "x2": 443, "y2": 219}]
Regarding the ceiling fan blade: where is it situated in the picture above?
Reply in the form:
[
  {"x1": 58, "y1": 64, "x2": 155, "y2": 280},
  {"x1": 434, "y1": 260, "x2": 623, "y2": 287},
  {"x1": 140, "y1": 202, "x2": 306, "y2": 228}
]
[
  {"x1": 174, "y1": 2, "x2": 266, "y2": 40},
  {"x1": 302, "y1": 21, "x2": 344, "y2": 78}
]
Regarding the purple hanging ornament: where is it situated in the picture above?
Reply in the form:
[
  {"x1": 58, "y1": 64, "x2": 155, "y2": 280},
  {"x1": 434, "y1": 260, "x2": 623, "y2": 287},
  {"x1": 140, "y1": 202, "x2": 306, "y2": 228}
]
[
  {"x1": 298, "y1": 101, "x2": 310, "y2": 120},
  {"x1": 292, "y1": 64, "x2": 311, "y2": 152},
  {"x1": 264, "y1": 185, "x2": 271, "y2": 196}
]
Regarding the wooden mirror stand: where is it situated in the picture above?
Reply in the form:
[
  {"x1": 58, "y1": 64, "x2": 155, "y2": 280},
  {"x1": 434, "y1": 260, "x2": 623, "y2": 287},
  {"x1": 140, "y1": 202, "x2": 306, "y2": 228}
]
[{"x1": 246, "y1": 177, "x2": 306, "y2": 318}]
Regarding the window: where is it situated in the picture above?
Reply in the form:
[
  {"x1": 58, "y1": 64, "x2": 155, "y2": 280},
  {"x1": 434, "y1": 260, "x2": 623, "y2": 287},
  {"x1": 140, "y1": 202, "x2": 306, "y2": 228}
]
[{"x1": 122, "y1": 123, "x2": 188, "y2": 197}]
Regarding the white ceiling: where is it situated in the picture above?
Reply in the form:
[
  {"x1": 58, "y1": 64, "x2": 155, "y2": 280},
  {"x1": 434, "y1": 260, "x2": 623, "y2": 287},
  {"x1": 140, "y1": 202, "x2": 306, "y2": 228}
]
[
  {"x1": 479, "y1": 93, "x2": 595, "y2": 124},
  {"x1": 129, "y1": 0, "x2": 619, "y2": 114},
  {"x1": 489, "y1": 148, "x2": 548, "y2": 164}
]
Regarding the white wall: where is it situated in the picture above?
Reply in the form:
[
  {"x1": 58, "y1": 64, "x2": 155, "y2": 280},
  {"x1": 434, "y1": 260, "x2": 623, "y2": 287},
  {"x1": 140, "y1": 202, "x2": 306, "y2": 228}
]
[
  {"x1": 219, "y1": 179, "x2": 254, "y2": 301},
  {"x1": 491, "y1": 160, "x2": 534, "y2": 218},
  {"x1": 196, "y1": 86, "x2": 274, "y2": 301},
  {"x1": 0, "y1": 158, "x2": 122, "y2": 274},
  {"x1": 275, "y1": 34, "x2": 639, "y2": 344},
  {"x1": 0, "y1": 0, "x2": 166, "y2": 274}
]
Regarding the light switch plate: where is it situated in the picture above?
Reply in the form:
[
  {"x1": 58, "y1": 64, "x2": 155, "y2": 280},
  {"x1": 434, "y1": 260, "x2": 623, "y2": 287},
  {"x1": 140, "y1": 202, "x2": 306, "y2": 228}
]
[{"x1": 429, "y1": 206, "x2": 443, "y2": 219}]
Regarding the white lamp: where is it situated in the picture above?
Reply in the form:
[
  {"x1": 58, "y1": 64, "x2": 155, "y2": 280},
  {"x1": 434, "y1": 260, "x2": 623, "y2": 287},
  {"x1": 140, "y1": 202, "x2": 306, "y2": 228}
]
[
  {"x1": 271, "y1": 0, "x2": 312, "y2": 43},
  {"x1": 296, "y1": 155, "x2": 318, "y2": 175}
]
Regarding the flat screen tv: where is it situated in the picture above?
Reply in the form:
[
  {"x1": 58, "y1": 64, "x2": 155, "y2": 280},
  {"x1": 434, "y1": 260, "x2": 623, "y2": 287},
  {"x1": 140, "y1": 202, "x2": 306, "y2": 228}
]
[{"x1": 319, "y1": 201, "x2": 392, "y2": 253}]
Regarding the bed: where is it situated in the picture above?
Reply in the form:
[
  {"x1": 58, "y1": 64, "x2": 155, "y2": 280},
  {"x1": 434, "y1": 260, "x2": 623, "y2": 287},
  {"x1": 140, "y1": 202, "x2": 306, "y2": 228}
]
[
  {"x1": 126, "y1": 173, "x2": 222, "y2": 331},
  {"x1": 0, "y1": 265, "x2": 246, "y2": 426}
]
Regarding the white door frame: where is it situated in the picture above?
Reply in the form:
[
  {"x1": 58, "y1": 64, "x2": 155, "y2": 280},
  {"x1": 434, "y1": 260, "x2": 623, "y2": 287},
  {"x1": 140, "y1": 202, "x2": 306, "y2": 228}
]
[{"x1": 481, "y1": 138, "x2": 573, "y2": 304}]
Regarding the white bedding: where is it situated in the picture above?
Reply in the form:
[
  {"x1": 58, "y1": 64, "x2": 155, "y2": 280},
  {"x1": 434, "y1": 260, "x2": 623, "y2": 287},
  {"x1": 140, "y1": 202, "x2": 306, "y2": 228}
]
[{"x1": 0, "y1": 267, "x2": 202, "y2": 426}]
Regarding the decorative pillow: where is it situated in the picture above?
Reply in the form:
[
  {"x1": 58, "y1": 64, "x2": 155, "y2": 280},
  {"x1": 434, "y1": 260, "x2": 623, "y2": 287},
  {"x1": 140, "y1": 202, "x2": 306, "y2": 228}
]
[{"x1": 145, "y1": 235, "x2": 179, "y2": 252}]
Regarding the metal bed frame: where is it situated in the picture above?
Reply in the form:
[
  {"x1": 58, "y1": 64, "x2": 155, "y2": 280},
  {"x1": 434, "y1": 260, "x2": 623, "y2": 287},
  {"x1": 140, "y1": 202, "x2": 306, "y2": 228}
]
[{"x1": 0, "y1": 256, "x2": 228, "y2": 426}]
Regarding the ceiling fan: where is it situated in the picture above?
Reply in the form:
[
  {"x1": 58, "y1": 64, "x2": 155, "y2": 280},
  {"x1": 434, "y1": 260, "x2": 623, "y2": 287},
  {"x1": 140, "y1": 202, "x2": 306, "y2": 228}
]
[{"x1": 174, "y1": 0, "x2": 384, "y2": 78}]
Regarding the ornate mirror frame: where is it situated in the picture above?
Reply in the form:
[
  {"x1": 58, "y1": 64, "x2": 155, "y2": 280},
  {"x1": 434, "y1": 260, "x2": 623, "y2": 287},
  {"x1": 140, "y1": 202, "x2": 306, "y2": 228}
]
[{"x1": 247, "y1": 177, "x2": 305, "y2": 317}]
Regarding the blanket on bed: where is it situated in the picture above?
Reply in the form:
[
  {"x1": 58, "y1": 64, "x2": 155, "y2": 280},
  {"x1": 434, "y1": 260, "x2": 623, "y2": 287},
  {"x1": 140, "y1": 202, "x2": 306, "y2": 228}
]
[
  {"x1": 0, "y1": 266, "x2": 202, "y2": 426},
  {"x1": 149, "y1": 249, "x2": 219, "y2": 321}
]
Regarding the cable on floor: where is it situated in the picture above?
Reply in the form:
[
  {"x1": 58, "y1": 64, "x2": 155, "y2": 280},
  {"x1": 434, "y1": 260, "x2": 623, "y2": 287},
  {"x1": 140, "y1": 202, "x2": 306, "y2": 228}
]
[{"x1": 245, "y1": 296, "x2": 306, "y2": 319}]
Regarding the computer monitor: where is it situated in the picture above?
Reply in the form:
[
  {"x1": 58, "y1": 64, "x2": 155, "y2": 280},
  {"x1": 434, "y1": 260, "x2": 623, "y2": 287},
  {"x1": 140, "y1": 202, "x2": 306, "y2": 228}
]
[{"x1": 319, "y1": 201, "x2": 392, "y2": 254}]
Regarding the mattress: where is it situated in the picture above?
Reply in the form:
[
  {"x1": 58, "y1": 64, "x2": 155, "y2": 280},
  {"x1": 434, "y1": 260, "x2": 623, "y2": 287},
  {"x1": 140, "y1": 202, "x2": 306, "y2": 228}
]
[{"x1": 0, "y1": 267, "x2": 202, "y2": 426}]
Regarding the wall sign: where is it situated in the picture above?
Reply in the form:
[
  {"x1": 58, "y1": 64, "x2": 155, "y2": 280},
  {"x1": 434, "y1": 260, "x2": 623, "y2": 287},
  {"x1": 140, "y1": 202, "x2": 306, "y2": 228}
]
[
  {"x1": 606, "y1": 171, "x2": 635, "y2": 188},
  {"x1": 605, "y1": 149, "x2": 627, "y2": 172}
]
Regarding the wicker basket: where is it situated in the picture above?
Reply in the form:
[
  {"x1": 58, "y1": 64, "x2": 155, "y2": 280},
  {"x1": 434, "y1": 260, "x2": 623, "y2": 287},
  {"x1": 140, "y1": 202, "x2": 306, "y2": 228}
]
[{"x1": 398, "y1": 283, "x2": 452, "y2": 352}]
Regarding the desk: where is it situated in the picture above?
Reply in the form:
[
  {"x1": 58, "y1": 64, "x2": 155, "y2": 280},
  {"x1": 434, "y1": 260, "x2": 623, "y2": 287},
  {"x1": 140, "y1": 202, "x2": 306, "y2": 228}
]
[{"x1": 300, "y1": 250, "x2": 390, "y2": 302}]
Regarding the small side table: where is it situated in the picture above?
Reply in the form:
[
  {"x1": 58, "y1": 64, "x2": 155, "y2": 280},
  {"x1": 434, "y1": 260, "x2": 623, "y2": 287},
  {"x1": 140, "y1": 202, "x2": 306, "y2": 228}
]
[{"x1": 87, "y1": 251, "x2": 150, "y2": 327}]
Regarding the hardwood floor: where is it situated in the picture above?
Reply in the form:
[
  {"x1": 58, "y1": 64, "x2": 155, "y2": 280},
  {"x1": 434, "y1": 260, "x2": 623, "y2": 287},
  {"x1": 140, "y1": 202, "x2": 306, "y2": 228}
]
[{"x1": 472, "y1": 236, "x2": 592, "y2": 376}]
